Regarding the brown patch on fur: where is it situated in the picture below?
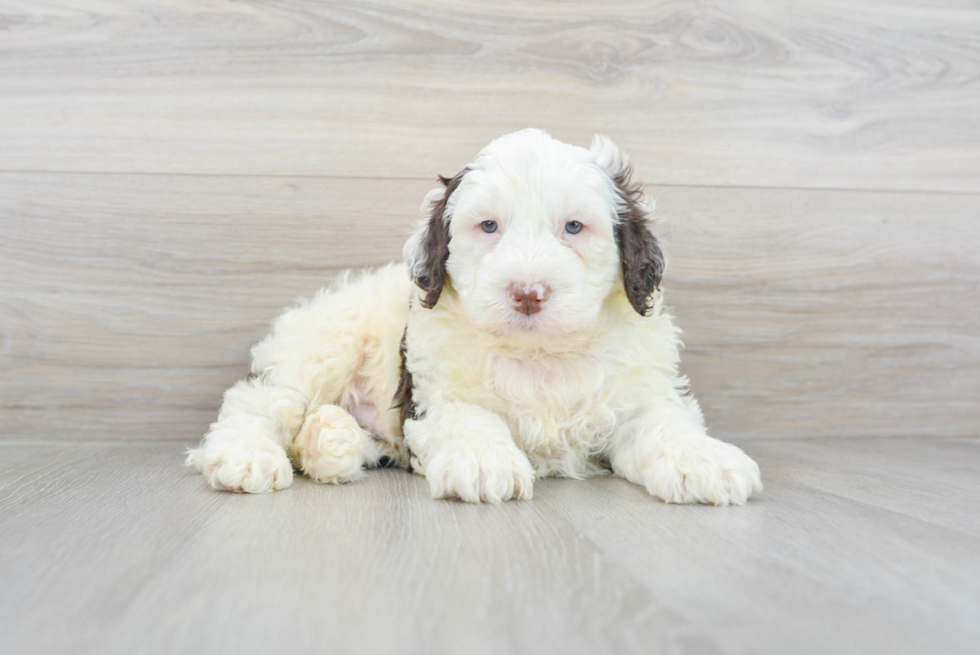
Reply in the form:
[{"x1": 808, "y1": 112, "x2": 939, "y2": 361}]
[
  {"x1": 413, "y1": 170, "x2": 468, "y2": 309},
  {"x1": 392, "y1": 328, "x2": 416, "y2": 426},
  {"x1": 392, "y1": 327, "x2": 418, "y2": 472},
  {"x1": 611, "y1": 166, "x2": 664, "y2": 316}
]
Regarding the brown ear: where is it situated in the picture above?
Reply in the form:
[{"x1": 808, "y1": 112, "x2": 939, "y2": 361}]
[
  {"x1": 405, "y1": 170, "x2": 468, "y2": 309},
  {"x1": 590, "y1": 135, "x2": 664, "y2": 316},
  {"x1": 612, "y1": 165, "x2": 664, "y2": 316}
]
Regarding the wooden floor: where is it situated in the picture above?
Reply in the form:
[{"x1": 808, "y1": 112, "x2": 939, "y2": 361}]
[
  {"x1": 2, "y1": 1, "x2": 979, "y2": 653},
  {"x1": 2, "y1": 438, "x2": 979, "y2": 655}
]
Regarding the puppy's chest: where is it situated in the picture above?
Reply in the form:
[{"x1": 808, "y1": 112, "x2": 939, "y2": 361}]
[{"x1": 489, "y1": 355, "x2": 614, "y2": 429}]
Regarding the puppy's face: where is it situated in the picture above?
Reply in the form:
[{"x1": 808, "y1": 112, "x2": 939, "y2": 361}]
[{"x1": 406, "y1": 129, "x2": 663, "y2": 341}]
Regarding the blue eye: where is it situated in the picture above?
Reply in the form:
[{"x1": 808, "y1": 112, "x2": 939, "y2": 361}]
[
  {"x1": 564, "y1": 220, "x2": 583, "y2": 235},
  {"x1": 481, "y1": 220, "x2": 498, "y2": 233}
]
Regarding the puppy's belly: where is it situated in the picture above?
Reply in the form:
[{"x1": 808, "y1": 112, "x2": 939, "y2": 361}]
[{"x1": 344, "y1": 374, "x2": 389, "y2": 441}]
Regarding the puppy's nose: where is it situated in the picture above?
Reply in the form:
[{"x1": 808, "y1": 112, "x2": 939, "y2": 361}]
[{"x1": 507, "y1": 282, "x2": 551, "y2": 316}]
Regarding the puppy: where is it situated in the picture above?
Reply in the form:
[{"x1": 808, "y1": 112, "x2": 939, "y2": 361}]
[{"x1": 186, "y1": 129, "x2": 762, "y2": 505}]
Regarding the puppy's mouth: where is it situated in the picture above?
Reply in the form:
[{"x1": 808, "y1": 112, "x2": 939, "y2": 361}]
[
  {"x1": 507, "y1": 311, "x2": 543, "y2": 329},
  {"x1": 480, "y1": 301, "x2": 548, "y2": 337},
  {"x1": 500, "y1": 301, "x2": 559, "y2": 334},
  {"x1": 474, "y1": 286, "x2": 566, "y2": 338}
]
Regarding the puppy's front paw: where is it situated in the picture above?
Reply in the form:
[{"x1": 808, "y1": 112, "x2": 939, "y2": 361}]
[
  {"x1": 642, "y1": 439, "x2": 762, "y2": 506},
  {"x1": 186, "y1": 437, "x2": 293, "y2": 493},
  {"x1": 424, "y1": 440, "x2": 535, "y2": 503}
]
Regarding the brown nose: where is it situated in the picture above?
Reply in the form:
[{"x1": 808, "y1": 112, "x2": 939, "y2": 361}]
[{"x1": 507, "y1": 282, "x2": 551, "y2": 316}]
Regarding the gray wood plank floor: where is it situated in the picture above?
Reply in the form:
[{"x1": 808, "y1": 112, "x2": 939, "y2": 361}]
[{"x1": 1, "y1": 439, "x2": 978, "y2": 655}]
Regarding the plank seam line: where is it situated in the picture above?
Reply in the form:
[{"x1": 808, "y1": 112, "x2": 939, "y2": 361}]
[
  {"x1": 0, "y1": 436, "x2": 976, "y2": 447},
  {"x1": 0, "y1": 169, "x2": 978, "y2": 197}
]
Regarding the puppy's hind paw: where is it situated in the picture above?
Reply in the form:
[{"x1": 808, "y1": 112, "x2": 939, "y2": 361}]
[{"x1": 290, "y1": 405, "x2": 370, "y2": 484}]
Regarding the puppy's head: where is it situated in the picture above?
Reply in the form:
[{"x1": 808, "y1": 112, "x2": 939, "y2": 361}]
[{"x1": 404, "y1": 129, "x2": 663, "y2": 339}]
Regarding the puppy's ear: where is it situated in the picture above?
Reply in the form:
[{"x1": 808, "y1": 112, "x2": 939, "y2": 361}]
[
  {"x1": 590, "y1": 135, "x2": 665, "y2": 316},
  {"x1": 403, "y1": 169, "x2": 468, "y2": 309}
]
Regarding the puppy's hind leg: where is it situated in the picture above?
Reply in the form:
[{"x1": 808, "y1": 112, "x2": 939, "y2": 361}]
[
  {"x1": 289, "y1": 404, "x2": 383, "y2": 484},
  {"x1": 188, "y1": 264, "x2": 410, "y2": 493},
  {"x1": 186, "y1": 377, "x2": 304, "y2": 493}
]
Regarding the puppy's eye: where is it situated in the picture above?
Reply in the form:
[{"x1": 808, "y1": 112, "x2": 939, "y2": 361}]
[
  {"x1": 481, "y1": 220, "x2": 498, "y2": 234},
  {"x1": 564, "y1": 220, "x2": 583, "y2": 235}
]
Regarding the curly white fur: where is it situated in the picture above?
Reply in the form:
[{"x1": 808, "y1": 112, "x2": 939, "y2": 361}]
[{"x1": 187, "y1": 129, "x2": 762, "y2": 505}]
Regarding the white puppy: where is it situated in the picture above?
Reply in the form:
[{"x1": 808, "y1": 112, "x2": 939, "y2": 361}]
[{"x1": 187, "y1": 129, "x2": 762, "y2": 505}]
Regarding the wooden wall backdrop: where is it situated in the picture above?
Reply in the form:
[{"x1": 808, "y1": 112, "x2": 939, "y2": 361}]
[{"x1": 0, "y1": 0, "x2": 977, "y2": 442}]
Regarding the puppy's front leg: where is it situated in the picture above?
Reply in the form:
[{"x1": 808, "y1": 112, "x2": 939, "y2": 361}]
[
  {"x1": 610, "y1": 404, "x2": 762, "y2": 506},
  {"x1": 403, "y1": 403, "x2": 535, "y2": 503}
]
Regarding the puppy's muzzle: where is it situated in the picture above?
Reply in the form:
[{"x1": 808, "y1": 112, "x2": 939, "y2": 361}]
[{"x1": 507, "y1": 282, "x2": 551, "y2": 316}]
